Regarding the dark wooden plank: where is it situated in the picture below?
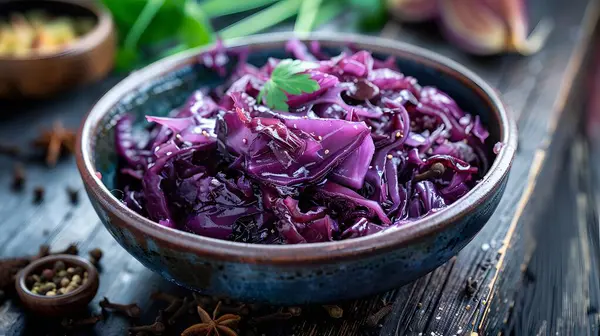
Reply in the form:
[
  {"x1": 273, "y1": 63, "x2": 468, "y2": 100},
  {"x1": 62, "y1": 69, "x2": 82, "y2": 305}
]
[
  {"x1": 500, "y1": 136, "x2": 600, "y2": 335},
  {"x1": 484, "y1": 5, "x2": 600, "y2": 334},
  {"x1": 379, "y1": 1, "x2": 597, "y2": 335}
]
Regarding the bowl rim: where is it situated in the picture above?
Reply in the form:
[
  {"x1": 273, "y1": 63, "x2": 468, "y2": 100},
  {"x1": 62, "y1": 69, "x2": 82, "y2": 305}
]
[
  {"x1": 16, "y1": 254, "x2": 99, "y2": 301},
  {"x1": 0, "y1": 0, "x2": 113, "y2": 62},
  {"x1": 76, "y1": 32, "x2": 518, "y2": 265}
]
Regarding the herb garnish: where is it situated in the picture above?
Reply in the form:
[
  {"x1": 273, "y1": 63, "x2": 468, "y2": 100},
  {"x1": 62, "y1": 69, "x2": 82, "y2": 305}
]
[{"x1": 257, "y1": 59, "x2": 320, "y2": 111}]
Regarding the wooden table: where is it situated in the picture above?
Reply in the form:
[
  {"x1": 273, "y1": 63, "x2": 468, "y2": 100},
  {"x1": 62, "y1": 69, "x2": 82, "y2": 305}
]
[{"x1": 0, "y1": 0, "x2": 599, "y2": 334}]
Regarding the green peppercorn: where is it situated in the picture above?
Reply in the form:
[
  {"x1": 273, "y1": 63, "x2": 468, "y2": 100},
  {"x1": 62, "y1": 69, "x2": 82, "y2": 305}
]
[
  {"x1": 60, "y1": 277, "x2": 70, "y2": 287},
  {"x1": 25, "y1": 275, "x2": 36, "y2": 287},
  {"x1": 57, "y1": 270, "x2": 67, "y2": 277},
  {"x1": 72, "y1": 274, "x2": 81, "y2": 284},
  {"x1": 53, "y1": 260, "x2": 66, "y2": 271},
  {"x1": 66, "y1": 267, "x2": 75, "y2": 275},
  {"x1": 46, "y1": 291, "x2": 56, "y2": 297},
  {"x1": 38, "y1": 285, "x2": 50, "y2": 295}
]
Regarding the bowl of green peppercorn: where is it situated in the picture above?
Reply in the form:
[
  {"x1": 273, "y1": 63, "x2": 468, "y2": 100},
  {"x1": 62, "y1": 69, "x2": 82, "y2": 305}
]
[{"x1": 15, "y1": 255, "x2": 99, "y2": 317}]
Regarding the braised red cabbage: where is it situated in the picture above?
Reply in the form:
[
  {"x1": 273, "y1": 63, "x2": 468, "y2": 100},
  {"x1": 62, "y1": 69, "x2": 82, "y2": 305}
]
[{"x1": 115, "y1": 40, "x2": 492, "y2": 244}]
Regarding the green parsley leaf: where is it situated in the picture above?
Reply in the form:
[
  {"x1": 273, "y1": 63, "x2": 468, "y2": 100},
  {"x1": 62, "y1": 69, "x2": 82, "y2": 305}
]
[{"x1": 258, "y1": 59, "x2": 320, "y2": 111}]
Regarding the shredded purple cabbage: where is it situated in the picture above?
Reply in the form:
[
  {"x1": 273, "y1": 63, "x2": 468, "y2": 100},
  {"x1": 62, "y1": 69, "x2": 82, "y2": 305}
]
[{"x1": 114, "y1": 40, "x2": 492, "y2": 244}]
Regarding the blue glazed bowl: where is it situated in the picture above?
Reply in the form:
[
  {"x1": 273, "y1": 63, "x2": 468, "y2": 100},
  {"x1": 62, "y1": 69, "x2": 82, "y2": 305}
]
[{"x1": 76, "y1": 32, "x2": 517, "y2": 304}]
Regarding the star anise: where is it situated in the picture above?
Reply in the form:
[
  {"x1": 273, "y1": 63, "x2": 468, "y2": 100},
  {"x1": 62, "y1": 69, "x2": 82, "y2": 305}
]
[
  {"x1": 32, "y1": 121, "x2": 76, "y2": 167},
  {"x1": 182, "y1": 301, "x2": 241, "y2": 336}
]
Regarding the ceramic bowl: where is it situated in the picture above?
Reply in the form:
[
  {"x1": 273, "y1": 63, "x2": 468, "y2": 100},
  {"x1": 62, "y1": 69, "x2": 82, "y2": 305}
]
[
  {"x1": 15, "y1": 255, "x2": 99, "y2": 316},
  {"x1": 0, "y1": 0, "x2": 115, "y2": 98},
  {"x1": 76, "y1": 32, "x2": 517, "y2": 304}
]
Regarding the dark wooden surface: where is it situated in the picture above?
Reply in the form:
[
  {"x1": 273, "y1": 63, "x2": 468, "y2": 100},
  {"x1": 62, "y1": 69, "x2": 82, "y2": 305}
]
[{"x1": 0, "y1": 1, "x2": 599, "y2": 335}]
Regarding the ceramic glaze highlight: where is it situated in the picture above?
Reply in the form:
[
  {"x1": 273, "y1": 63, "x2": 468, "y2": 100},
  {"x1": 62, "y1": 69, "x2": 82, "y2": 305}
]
[{"x1": 77, "y1": 33, "x2": 516, "y2": 304}]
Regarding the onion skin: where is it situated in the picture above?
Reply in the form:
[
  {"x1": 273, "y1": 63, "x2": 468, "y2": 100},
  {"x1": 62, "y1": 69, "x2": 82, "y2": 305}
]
[
  {"x1": 439, "y1": 0, "x2": 507, "y2": 55},
  {"x1": 586, "y1": 46, "x2": 600, "y2": 140},
  {"x1": 388, "y1": 0, "x2": 552, "y2": 56},
  {"x1": 386, "y1": 0, "x2": 439, "y2": 22}
]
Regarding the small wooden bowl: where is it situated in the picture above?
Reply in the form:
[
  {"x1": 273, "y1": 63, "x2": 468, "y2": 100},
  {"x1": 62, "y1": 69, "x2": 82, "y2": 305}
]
[
  {"x1": 0, "y1": 0, "x2": 115, "y2": 98},
  {"x1": 15, "y1": 255, "x2": 99, "y2": 317}
]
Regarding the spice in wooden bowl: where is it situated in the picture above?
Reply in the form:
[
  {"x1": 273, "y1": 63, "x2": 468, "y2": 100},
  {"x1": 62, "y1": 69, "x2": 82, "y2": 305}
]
[
  {"x1": 0, "y1": 10, "x2": 94, "y2": 57},
  {"x1": 0, "y1": 0, "x2": 115, "y2": 98},
  {"x1": 27, "y1": 260, "x2": 89, "y2": 296},
  {"x1": 15, "y1": 255, "x2": 99, "y2": 316}
]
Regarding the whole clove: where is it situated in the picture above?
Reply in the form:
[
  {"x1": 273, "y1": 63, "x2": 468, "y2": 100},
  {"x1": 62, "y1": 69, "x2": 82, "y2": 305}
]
[
  {"x1": 35, "y1": 244, "x2": 51, "y2": 259},
  {"x1": 191, "y1": 292, "x2": 214, "y2": 307},
  {"x1": 168, "y1": 296, "x2": 190, "y2": 325},
  {"x1": 61, "y1": 314, "x2": 103, "y2": 329},
  {"x1": 11, "y1": 163, "x2": 25, "y2": 191},
  {"x1": 0, "y1": 257, "x2": 31, "y2": 289},
  {"x1": 0, "y1": 143, "x2": 21, "y2": 157},
  {"x1": 151, "y1": 291, "x2": 181, "y2": 303},
  {"x1": 414, "y1": 162, "x2": 446, "y2": 182},
  {"x1": 88, "y1": 248, "x2": 103, "y2": 266},
  {"x1": 66, "y1": 186, "x2": 79, "y2": 205},
  {"x1": 323, "y1": 305, "x2": 344, "y2": 318},
  {"x1": 60, "y1": 244, "x2": 79, "y2": 255},
  {"x1": 219, "y1": 303, "x2": 251, "y2": 316},
  {"x1": 365, "y1": 304, "x2": 393, "y2": 327},
  {"x1": 129, "y1": 322, "x2": 166, "y2": 335},
  {"x1": 99, "y1": 297, "x2": 141, "y2": 318},
  {"x1": 33, "y1": 186, "x2": 44, "y2": 203},
  {"x1": 151, "y1": 291, "x2": 183, "y2": 314},
  {"x1": 465, "y1": 277, "x2": 478, "y2": 297},
  {"x1": 186, "y1": 292, "x2": 218, "y2": 314},
  {"x1": 129, "y1": 311, "x2": 166, "y2": 335},
  {"x1": 251, "y1": 308, "x2": 293, "y2": 324}
]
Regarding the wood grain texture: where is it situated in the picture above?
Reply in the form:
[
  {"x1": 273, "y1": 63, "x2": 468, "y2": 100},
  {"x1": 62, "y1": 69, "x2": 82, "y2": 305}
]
[
  {"x1": 501, "y1": 137, "x2": 600, "y2": 336},
  {"x1": 0, "y1": 0, "x2": 598, "y2": 334}
]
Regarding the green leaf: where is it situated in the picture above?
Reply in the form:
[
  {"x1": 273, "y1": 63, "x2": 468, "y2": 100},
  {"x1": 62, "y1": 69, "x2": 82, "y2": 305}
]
[
  {"x1": 178, "y1": 1, "x2": 214, "y2": 47},
  {"x1": 272, "y1": 59, "x2": 318, "y2": 78},
  {"x1": 294, "y1": 0, "x2": 323, "y2": 32},
  {"x1": 115, "y1": 48, "x2": 140, "y2": 71},
  {"x1": 356, "y1": 0, "x2": 388, "y2": 32},
  {"x1": 199, "y1": 0, "x2": 279, "y2": 18},
  {"x1": 275, "y1": 73, "x2": 319, "y2": 95},
  {"x1": 349, "y1": 0, "x2": 381, "y2": 14},
  {"x1": 258, "y1": 58, "x2": 320, "y2": 111},
  {"x1": 313, "y1": 0, "x2": 345, "y2": 28},
  {"x1": 101, "y1": 0, "x2": 215, "y2": 71},
  {"x1": 124, "y1": 0, "x2": 166, "y2": 49},
  {"x1": 102, "y1": 0, "x2": 186, "y2": 46},
  {"x1": 266, "y1": 87, "x2": 289, "y2": 111},
  {"x1": 154, "y1": 43, "x2": 188, "y2": 61},
  {"x1": 218, "y1": 0, "x2": 302, "y2": 39}
]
